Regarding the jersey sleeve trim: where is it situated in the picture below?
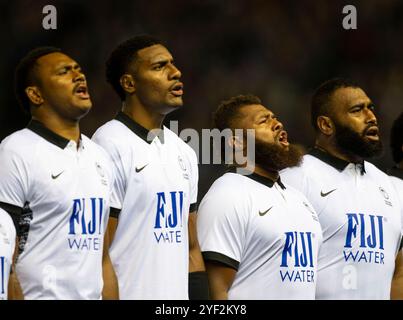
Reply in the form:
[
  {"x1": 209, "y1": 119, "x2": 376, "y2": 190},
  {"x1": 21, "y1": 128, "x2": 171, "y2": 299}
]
[
  {"x1": 110, "y1": 207, "x2": 121, "y2": 219},
  {"x1": 189, "y1": 202, "x2": 198, "y2": 213},
  {"x1": 202, "y1": 251, "x2": 239, "y2": 271}
]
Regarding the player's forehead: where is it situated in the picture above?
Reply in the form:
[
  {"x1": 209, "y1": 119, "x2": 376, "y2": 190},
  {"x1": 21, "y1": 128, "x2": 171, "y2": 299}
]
[
  {"x1": 331, "y1": 87, "x2": 371, "y2": 111},
  {"x1": 36, "y1": 52, "x2": 78, "y2": 71},
  {"x1": 136, "y1": 44, "x2": 173, "y2": 65},
  {"x1": 239, "y1": 104, "x2": 274, "y2": 120}
]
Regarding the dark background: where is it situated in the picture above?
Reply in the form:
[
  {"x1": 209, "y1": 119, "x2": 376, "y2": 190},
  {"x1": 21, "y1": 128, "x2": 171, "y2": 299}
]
[{"x1": 1, "y1": 0, "x2": 402, "y2": 201}]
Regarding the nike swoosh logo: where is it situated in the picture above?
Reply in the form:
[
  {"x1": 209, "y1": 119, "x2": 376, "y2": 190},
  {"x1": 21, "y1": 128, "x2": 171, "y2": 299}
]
[
  {"x1": 51, "y1": 171, "x2": 64, "y2": 179},
  {"x1": 321, "y1": 189, "x2": 337, "y2": 197},
  {"x1": 135, "y1": 164, "x2": 149, "y2": 173},
  {"x1": 259, "y1": 206, "x2": 273, "y2": 216}
]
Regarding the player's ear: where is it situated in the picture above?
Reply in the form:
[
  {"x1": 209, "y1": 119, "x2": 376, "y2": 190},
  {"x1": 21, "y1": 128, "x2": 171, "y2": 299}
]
[
  {"x1": 120, "y1": 74, "x2": 136, "y2": 95},
  {"x1": 228, "y1": 135, "x2": 244, "y2": 151},
  {"x1": 317, "y1": 115, "x2": 334, "y2": 136},
  {"x1": 25, "y1": 86, "x2": 43, "y2": 106}
]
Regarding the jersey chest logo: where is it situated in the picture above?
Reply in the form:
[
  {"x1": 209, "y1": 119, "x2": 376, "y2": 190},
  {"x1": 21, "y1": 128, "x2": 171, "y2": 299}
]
[
  {"x1": 68, "y1": 197, "x2": 105, "y2": 251},
  {"x1": 135, "y1": 164, "x2": 149, "y2": 173},
  {"x1": 343, "y1": 213, "x2": 385, "y2": 265},
  {"x1": 154, "y1": 191, "x2": 185, "y2": 244},
  {"x1": 0, "y1": 256, "x2": 5, "y2": 296},
  {"x1": 259, "y1": 206, "x2": 273, "y2": 216},
  {"x1": 51, "y1": 170, "x2": 64, "y2": 179},
  {"x1": 379, "y1": 187, "x2": 392, "y2": 207},
  {"x1": 280, "y1": 231, "x2": 316, "y2": 283},
  {"x1": 320, "y1": 188, "x2": 337, "y2": 197}
]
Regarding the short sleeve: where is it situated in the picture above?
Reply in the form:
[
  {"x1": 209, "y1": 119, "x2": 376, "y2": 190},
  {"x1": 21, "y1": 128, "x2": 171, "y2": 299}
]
[
  {"x1": 0, "y1": 145, "x2": 29, "y2": 211},
  {"x1": 280, "y1": 166, "x2": 308, "y2": 196},
  {"x1": 197, "y1": 183, "x2": 247, "y2": 270},
  {"x1": 92, "y1": 135, "x2": 125, "y2": 212},
  {"x1": 187, "y1": 149, "x2": 198, "y2": 212},
  {"x1": 390, "y1": 176, "x2": 403, "y2": 240}
]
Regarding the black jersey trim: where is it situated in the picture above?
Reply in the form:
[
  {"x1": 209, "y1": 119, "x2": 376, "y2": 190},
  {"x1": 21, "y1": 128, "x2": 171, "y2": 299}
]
[
  {"x1": 189, "y1": 203, "x2": 198, "y2": 213},
  {"x1": 110, "y1": 207, "x2": 121, "y2": 219},
  {"x1": 0, "y1": 202, "x2": 22, "y2": 235},
  {"x1": 27, "y1": 120, "x2": 71, "y2": 149},
  {"x1": 227, "y1": 167, "x2": 285, "y2": 189},
  {"x1": 17, "y1": 202, "x2": 33, "y2": 255},
  {"x1": 202, "y1": 251, "x2": 239, "y2": 271},
  {"x1": 388, "y1": 167, "x2": 403, "y2": 180},
  {"x1": 309, "y1": 147, "x2": 366, "y2": 174},
  {"x1": 115, "y1": 111, "x2": 164, "y2": 144}
]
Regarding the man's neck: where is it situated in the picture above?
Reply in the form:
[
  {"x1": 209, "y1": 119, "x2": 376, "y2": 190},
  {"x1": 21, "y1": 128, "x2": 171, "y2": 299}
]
[
  {"x1": 122, "y1": 101, "x2": 164, "y2": 131},
  {"x1": 32, "y1": 114, "x2": 80, "y2": 145},
  {"x1": 315, "y1": 139, "x2": 362, "y2": 163},
  {"x1": 253, "y1": 164, "x2": 279, "y2": 182}
]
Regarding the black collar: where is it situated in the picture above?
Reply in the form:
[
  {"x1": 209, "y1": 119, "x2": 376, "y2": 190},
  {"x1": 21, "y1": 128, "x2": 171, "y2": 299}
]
[
  {"x1": 227, "y1": 167, "x2": 286, "y2": 189},
  {"x1": 115, "y1": 111, "x2": 164, "y2": 144},
  {"x1": 309, "y1": 147, "x2": 366, "y2": 174},
  {"x1": 27, "y1": 120, "x2": 70, "y2": 149},
  {"x1": 388, "y1": 166, "x2": 403, "y2": 180}
]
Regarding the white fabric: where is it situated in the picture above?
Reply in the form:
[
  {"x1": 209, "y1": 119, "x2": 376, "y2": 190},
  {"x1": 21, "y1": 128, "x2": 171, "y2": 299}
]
[
  {"x1": 93, "y1": 118, "x2": 198, "y2": 299},
  {"x1": 281, "y1": 155, "x2": 402, "y2": 299},
  {"x1": 197, "y1": 172, "x2": 322, "y2": 300},
  {"x1": 0, "y1": 128, "x2": 114, "y2": 299},
  {"x1": 0, "y1": 208, "x2": 16, "y2": 300}
]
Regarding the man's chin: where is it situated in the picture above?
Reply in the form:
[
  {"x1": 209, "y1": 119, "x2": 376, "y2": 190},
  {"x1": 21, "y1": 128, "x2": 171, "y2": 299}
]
[{"x1": 73, "y1": 103, "x2": 92, "y2": 119}]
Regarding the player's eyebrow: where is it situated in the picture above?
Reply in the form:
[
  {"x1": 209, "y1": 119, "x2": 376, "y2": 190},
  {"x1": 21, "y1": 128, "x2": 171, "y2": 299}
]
[
  {"x1": 55, "y1": 62, "x2": 80, "y2": 72},
  {"x1": 255, "y1": 110, "x2": 274, "y2": 121},
  {"x1": 150, "y1": 56, "x2": 173, "y2": 66},
  {"x1": 349, "y1": 102, "x2": 365, "y2": 110}
]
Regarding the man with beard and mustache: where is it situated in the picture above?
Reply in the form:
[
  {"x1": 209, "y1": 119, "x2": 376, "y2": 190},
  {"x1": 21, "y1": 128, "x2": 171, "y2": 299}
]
[
  {"x1": 281, "y1": 78, "x2": 403, "y2": 299},
  {"x1": 196, "y1": 94, "x2": 323, "y2": 300}
]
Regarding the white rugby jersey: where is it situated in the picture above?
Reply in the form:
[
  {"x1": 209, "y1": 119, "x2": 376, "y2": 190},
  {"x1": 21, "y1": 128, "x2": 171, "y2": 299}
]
[
  {"x1": 197, "y1": 170, "x2": 322, "y2": 300},
  {"x1": 281, "y1": 148, "x2": 402, "y2": 299},
  {"x1": 389, "y1": 168, "x2": 403, "y2": 238},
  {"x1": 0, "y1": 208, "x2": 16, "y2": 300},
  {"x1": 92, "y1": 112, "x2": 198, "y2": 300},
  {"x1": 0, "y1": 120, "x2": 115, "y2": 300}
]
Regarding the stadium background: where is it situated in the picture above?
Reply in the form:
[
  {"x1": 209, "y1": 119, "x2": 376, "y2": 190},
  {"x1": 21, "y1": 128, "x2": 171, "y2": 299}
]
[{"x1": 1, "y1": 0, "x2": 402, "y2": 201}]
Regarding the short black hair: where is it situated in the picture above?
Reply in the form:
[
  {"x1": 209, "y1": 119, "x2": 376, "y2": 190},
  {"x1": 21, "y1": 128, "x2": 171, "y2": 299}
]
[
  {"x1": 14, "y1": 46, "x2": 62, "y2": 113},
  {"x1": 391, "y1": 112, "x2": 403, "y2": 163},
  {"x1": 213, "y1": 94, "x2": 262, "y2": 131},
  {"x1": 106, "y1": 35, "x2": 163, "y2": 101},
  {"x1": 311, "y1": 78, "x2": 360, "y2": 131}
]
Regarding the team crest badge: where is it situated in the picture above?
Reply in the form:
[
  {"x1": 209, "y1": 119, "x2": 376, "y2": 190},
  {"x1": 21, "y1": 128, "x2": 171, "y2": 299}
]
[
  {"x1": 95, "y1": 162, "x2": 108, "y2": 185},
  {"x1": 178, "y1": 156, "x2": 186, "y2": 171},
  {"x1": 178, "y1": 156, "x2": 189, "y2": 179},
  {"x1": 379, "y1": 186, "x2": 392, "y2": 206},
  {"x1": 95, "y1": 162, "x2": 105, "y2": 177}
]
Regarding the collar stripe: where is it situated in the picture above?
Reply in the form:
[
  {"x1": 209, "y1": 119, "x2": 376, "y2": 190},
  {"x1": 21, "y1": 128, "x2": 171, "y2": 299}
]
[
  {"x1": 27, "y1": 120, "x2": 70, "y2": 149},
  {"x1": 309, "y1": 148, "x2": 366, "y2": 174},
  {"x1": 115, "y1": 112, "x2": 164, "y2": 144}
]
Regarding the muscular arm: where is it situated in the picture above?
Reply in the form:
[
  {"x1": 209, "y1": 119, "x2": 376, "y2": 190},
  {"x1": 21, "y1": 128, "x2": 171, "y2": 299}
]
[
  {"x1": 8, "y1": 238, "x2": 23, "y2": 300},
  {"x1": 205, "y1": 261, "x2": 236, "y2": 300},
  {"x1": 188, "y1": 211, "x2": 205, "y2": 273},
  {"x1": 391, "y1": 249, "x2": 403, "y2": 299},
  {"x1": 102, "y1": 217, "x2": 119, "y2": 300}
]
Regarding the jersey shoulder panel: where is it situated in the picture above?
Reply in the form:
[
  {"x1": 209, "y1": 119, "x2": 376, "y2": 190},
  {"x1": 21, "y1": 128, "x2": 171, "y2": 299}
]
[
  {"x1": 92, "y1": 119, "x2": 131, "y2": 142},
  {"x1": 0, "y1": 128, "x2": 41, "y2": 157}
]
